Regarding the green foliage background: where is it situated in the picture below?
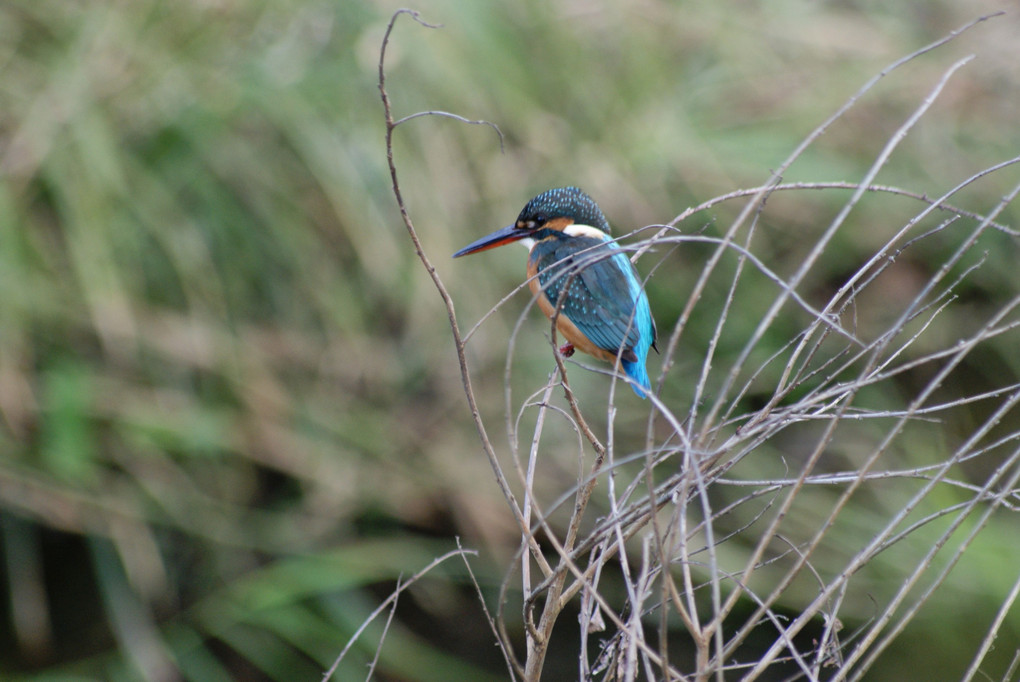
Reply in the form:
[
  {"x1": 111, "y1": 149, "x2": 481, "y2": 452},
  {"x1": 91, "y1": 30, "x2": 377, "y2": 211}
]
[{"x1": 0, "y1": 1, "x2": 1018, "y2": 679}]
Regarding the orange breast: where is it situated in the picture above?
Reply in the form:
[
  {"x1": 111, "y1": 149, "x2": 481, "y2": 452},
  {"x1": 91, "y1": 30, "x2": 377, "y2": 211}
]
[{"x1": 526, "y1": 266, "x2": 619, "y2": 364}]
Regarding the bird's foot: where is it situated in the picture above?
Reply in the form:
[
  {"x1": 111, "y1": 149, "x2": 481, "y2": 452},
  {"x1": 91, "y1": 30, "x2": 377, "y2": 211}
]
[{"x1": 558, "y1": 343, "x2": 575, "y2": 358}]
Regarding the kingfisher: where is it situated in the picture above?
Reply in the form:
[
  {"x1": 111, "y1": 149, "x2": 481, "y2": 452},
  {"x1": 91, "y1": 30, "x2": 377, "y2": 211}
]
[{"x1": 453, "y1": 187, "x2": 657, "y2": 397}]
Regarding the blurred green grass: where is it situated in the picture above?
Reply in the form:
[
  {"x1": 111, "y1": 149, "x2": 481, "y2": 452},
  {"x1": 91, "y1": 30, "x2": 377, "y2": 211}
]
[{"x1": 1, "y1": 0, "x2": 1018, "y2": 679}]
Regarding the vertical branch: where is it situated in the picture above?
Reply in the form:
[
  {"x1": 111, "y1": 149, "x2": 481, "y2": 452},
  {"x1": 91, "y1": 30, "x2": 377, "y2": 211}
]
[
  {"x1": 377, "y1": 9, "x2": 533, "y2": 673},
  {"x1": 377, "y1": 9, "x2": 525, "y2": 537}
]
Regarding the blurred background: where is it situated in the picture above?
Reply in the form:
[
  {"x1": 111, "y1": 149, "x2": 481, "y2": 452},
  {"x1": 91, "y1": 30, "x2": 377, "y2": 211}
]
[{"x1": 1, "y1": 1, "x2": 1018, "y2": 680}]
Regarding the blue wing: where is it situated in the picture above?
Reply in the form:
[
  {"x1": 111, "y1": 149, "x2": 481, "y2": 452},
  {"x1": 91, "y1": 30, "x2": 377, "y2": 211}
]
[{"x1": 533, "y1": 235, "x2": 656, "y2": 394}]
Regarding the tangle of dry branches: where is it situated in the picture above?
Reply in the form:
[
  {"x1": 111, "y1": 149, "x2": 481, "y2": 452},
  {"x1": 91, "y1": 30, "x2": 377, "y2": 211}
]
[{"x1": 357, "y1": 9, "x2": 1020, "y2": 682}]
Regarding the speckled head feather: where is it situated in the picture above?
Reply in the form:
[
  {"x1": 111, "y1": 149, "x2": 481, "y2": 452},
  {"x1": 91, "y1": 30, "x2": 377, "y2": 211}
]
[{"x1": 518, "y1": 187, "x2": 611, "y2": 234}]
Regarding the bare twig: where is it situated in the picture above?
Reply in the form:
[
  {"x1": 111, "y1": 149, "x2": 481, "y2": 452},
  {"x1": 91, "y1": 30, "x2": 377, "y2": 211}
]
[{"x1": 323, "y1": 548, "x2": 477, "y2": 680}]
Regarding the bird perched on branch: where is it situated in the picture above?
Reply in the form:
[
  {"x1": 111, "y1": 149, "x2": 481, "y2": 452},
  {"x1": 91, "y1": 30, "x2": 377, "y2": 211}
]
[{"x1": 453, "y1": 187, "x2": 657, "y2": 397}]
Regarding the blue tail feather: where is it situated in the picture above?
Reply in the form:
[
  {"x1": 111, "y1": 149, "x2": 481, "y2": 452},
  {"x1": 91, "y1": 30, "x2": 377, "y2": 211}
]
[
  {"x1": 604, "y1": 243, "x2": 655, "y2": 399},
  {"x1": 620, "y1": 294, "x2": 654, "y2": 398},
  {"x1": 622, "y1": 359, "x2": 651, "y2": 398}
]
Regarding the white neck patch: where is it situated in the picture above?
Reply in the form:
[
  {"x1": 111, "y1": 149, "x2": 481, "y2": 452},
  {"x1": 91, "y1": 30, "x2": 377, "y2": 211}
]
[{"x1": 564, "y1": 224, "x2": 609, "y2": 241}]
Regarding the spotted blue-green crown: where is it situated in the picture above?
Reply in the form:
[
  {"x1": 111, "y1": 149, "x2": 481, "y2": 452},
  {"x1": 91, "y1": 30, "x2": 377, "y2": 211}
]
[{"x1": 518, "y1": 187, "x2": 611, "y2": 234}]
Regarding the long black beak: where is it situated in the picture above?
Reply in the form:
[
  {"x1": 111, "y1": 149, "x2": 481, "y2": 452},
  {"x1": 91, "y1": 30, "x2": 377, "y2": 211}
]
[{"x1": 453, "y1": 224, "x2": 530, "y2": 258}]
